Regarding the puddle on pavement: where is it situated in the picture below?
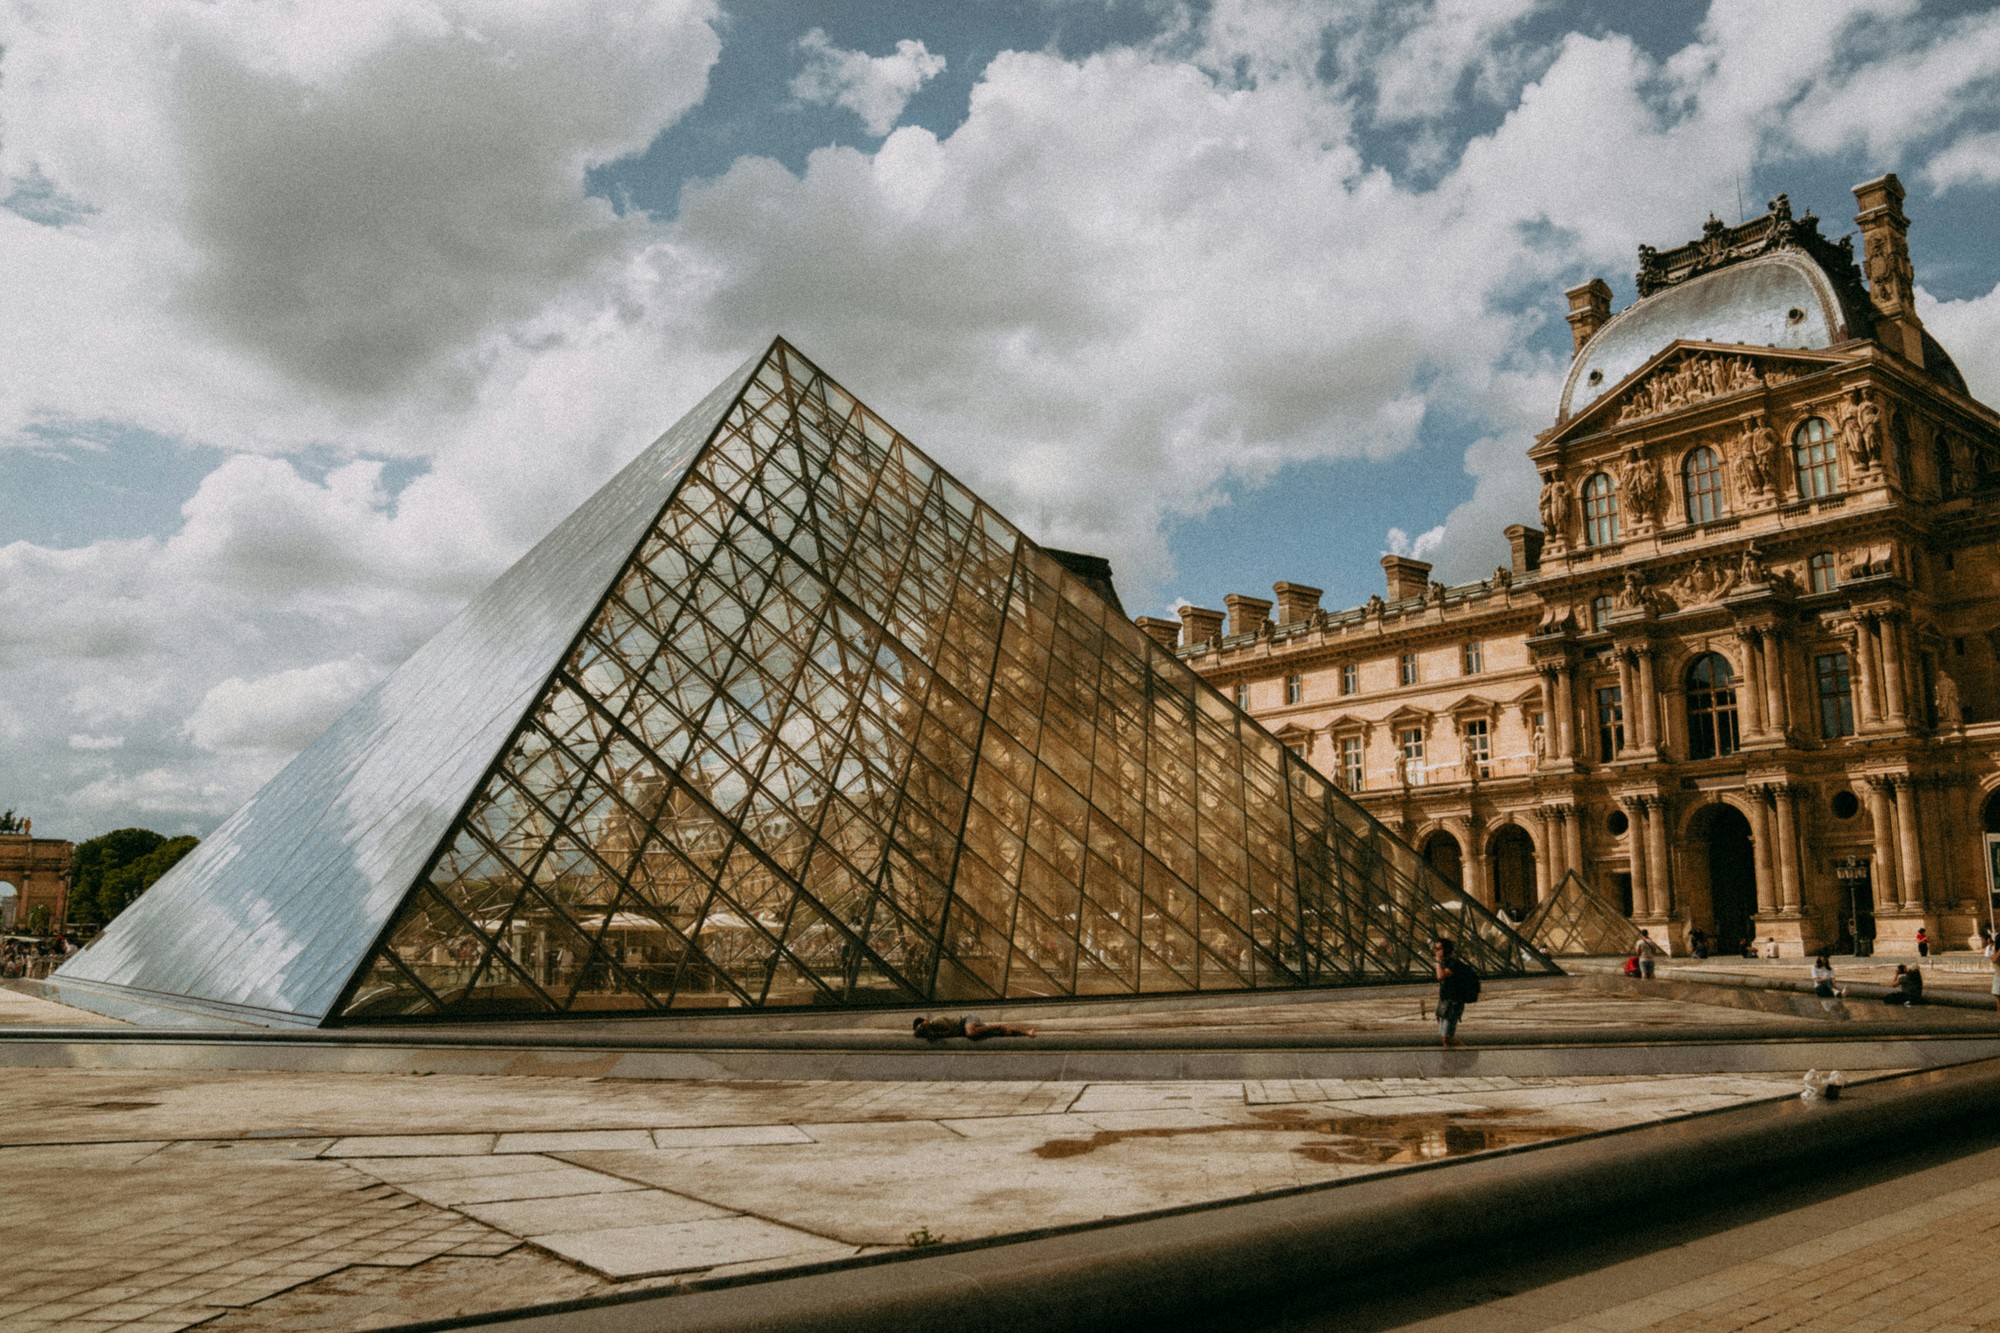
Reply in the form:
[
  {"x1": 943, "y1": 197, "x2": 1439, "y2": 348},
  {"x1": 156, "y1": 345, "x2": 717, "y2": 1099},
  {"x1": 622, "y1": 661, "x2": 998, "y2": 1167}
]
[{"x1": 1032, "y1": 1107, "x2": 1589, "y2": 1165}]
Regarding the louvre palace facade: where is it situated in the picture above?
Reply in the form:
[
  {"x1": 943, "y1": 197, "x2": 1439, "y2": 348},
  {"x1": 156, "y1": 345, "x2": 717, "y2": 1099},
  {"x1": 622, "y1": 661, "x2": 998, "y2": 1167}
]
[{"x1": 1163, "y1": 175, "x2": 2000, "y2": 958}]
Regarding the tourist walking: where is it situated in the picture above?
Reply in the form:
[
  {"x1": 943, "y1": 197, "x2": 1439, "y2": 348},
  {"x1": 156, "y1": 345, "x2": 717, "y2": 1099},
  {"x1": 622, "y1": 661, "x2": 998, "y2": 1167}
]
[
  {"x1": 1634, "y1": 929, "x2": 1660, "y2": 979},
  {"x1": 1432, "y1": 937, "x2": 1477, "y2": 1047}
]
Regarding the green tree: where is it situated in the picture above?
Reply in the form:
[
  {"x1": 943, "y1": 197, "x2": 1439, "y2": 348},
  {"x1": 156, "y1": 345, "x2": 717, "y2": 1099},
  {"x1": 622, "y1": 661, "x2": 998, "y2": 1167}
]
[{"x1": 69, "y1": 829, "x2": 198, "y2": 926}]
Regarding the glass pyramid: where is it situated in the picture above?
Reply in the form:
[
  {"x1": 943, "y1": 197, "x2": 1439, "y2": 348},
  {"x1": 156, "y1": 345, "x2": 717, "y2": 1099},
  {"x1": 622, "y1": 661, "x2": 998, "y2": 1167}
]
[
  {"x1": 62, "y1": 338, "x2": 1554, "y2": 1026},
  {"x1": 1521, "y1": 871, "x2": 1637, "y2": 957}
]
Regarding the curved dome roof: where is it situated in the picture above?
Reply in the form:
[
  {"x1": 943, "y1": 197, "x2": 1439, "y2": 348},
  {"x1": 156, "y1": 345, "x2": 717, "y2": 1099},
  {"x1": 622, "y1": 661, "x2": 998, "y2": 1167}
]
[{"x1": 1558, "y1": 250, "x2": 1862, "y2": 422}]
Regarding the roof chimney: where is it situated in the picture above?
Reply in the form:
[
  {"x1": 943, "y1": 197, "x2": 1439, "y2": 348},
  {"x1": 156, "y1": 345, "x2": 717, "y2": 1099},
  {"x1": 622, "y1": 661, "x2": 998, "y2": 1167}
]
[
  {"x1": 1504, "y1": 524, "x2": 1545, "y2": 577},
  {"x1": 1177, "y1": 604, "x2": 1224, "y2": 650},
  {"x1": 1381, "y1": 554, "x2": 1432, "y2": 602},
  {"x1": 1853, "y1": 174, "x2": 1925, "y2": 365},
  {"x1": 1134, "y1": 616, "x2": 1181, "y2": 651},
  {"x1": 1565, "y1": 278, "x2": 1614, "y2": 356},
  {"x1": 1271, "y1": 581, "x2": 1323, "y2": 624},
  {"x1": 1224, "y1": 593, "x2": 1272, "y2": 638}
]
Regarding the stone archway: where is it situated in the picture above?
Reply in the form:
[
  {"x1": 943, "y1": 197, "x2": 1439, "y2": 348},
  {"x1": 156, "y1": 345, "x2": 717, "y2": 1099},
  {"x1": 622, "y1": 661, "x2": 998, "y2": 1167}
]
[
  {"x1": 1488, "y1": 824, "x2": 1537, "y2": 922},
  {"x1": 1689, "y1": 802, "x2": 1757, "y2": 953},
  {"x1": 1421, "y1": 830, "x2": 1463, "y2": 892}
]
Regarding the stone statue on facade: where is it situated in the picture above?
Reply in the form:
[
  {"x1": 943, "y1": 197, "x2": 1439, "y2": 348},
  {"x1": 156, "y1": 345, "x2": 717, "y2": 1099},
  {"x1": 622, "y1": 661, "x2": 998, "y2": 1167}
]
[
  {"x1": 1839, "y1": 389, "x2": 1884, "y2": 474},
  {"x1": 1617, "y1": 569, "x2": 1648, "y2": 610},
  {"x1": 1734, "y1": 416, "x2": 1779, "y2": 499},
  {"x1": 1738, "y1": 541, "x2": 1767, "y2": 586},
  {"x1": 1538, "y1": 474, "x2": 1572, "y2": 538},
  {"x1": 1393, "y1": 748, "x2": 1409, "y2": 786},
  {"x1": 1620, "y1": 447, "x2": 1663, "y2": 524},
  {"x1": 1937, "y1": 671, "x2": 1964, "y2": 729}
]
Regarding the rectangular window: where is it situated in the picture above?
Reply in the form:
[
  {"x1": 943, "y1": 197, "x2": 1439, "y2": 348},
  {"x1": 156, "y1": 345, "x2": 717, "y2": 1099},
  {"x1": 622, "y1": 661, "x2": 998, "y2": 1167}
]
[
  {"x1": 1596, "y1": 685, "x2": 1625, "y2": 762},
  {"x1": 1341, "y1": 662, "x2": 1358, "y2": 695},
  {"x1": 1399, "y1": 652, "x2": 1419, "y2": 686},
  {"x1": 1285, "y1": 672, "x2": 1303, "y2": 705},
  {"x1": 1463, "y1": 718, "x2": 1491, "y2": 778},
  {"x1": 1816, "y1": 652, "x2": 1855, "y2": 739},
  {"x1": 1463, "y1": 641, "x2": 1484, "y2": 675},
  {"x1": 1808, "y1": 551, "x2": 1837, "y2": 593},
  {"x1": 1400, "y1": 727, "x2": 1426, "y2": 785},
  {"x1": 1340, "y1": 736, "x2": 1364, "y2": 791},
  {"x1": 1235, "y1": 682, "x2": 1250, "y2": 710}
]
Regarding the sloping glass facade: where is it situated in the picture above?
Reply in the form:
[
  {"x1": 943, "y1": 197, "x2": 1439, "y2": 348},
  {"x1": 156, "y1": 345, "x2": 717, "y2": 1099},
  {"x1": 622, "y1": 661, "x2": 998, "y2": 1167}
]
[
  {"x1": 56, "y1": 353, "x2": 766, "y2": 1024},
  {"x1": 334, "y1": 341, "x2": 1552, "y2": 1020},
  {"x1": 1522, "y1": 870, "x2": 1637, "y2": 957}
]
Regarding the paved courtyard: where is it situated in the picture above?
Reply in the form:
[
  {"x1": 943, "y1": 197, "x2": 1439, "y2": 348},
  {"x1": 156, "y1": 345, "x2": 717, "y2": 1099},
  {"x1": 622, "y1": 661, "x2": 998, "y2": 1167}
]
[{"x1": 1, "y1": 980, "x2": 1992, "y2": 1331}]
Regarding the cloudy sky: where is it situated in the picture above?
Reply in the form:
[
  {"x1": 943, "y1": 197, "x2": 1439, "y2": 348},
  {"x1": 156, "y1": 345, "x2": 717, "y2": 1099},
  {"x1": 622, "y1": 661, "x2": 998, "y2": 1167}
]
[{"x1": 6, "y1": 0, "x2": 2000, "y2": 841}]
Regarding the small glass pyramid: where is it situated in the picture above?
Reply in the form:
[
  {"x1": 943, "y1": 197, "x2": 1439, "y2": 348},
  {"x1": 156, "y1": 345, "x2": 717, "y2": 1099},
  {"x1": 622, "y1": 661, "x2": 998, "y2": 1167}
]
[
  {"x1": 63, "y1": 338, "x2": 1555, "y2": 1025},
  {"x1": 1521, "y1": 870, "x2": 1636, "y2": 957}
]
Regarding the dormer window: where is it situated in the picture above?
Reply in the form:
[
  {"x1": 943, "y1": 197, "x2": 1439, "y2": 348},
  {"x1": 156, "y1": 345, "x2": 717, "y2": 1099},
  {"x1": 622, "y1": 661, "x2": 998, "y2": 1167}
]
[{"x1": 1582, "y1": 472, "x2": 1621, "y2": 546}]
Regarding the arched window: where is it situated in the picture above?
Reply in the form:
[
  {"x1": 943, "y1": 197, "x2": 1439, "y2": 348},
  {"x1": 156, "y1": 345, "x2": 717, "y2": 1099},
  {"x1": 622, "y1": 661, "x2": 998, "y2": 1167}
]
[
  {"x1": 1686, "y1": 653, "x2": 1740, "y2": 760},
  {"x1": 1683, "y1": 445, "x2": 1726, "y2": 524},
  {"x1": 1582, "y1": 472, "x2": 1620, "y2": 546},
  {"x1": 1793, "y1": 416, "x2": 1841, "y2": 498}
]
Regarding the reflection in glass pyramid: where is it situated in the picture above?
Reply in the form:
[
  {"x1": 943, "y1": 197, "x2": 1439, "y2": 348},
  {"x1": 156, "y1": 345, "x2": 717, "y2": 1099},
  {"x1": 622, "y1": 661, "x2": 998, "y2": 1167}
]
[
  {"x1": 1521, "y1": 871, "x2": 1637, "y2": 957},
  {"x1": 62, "y1": 338, "x2": 1555, "y2": 1025}
]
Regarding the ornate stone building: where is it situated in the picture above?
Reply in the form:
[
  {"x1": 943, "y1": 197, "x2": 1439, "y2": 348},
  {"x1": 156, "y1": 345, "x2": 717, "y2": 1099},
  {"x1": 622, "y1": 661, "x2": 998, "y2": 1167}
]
[
  {"x1": 0, "y1": 820, "x2": 72, "y2": 932},
  {"x1": 1156, "y1": 176, "x2": 2000, "y2": 957}
]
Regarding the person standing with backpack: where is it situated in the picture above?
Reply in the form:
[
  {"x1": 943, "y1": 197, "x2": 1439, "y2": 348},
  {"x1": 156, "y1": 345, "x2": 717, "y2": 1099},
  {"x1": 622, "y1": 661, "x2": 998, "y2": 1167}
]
[{"x1": 1432, "y1": 937, "x2": 1478, "y2": 1047}]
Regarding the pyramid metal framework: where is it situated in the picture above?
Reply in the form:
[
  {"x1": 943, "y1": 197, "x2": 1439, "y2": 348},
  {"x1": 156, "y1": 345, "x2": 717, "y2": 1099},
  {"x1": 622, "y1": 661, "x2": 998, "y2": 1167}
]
[
  {"x1": 1521, "y1": 871, "x2": 1638, "y2": 957},
  {"x1": 61, "y1": 339, "x2": 1554, "y2": 1025}
]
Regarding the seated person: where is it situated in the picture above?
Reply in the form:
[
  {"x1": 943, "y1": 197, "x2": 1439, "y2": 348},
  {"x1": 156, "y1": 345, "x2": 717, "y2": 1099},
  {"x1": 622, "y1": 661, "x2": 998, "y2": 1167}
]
[
  {"x1": 1881, "y1": 964, "x2": 1925, "y2": 1005},
  {"x1": 911, "y1": 1014, "x2": 1038, "y2": 1041}
]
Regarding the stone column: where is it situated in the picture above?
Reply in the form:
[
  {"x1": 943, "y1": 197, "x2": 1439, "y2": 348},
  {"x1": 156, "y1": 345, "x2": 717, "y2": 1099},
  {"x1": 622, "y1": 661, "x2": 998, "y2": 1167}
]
[
  {"x1": 1563, "y1": 802, "x2": 1586, "y2": 885},
  {"x1": 1893, "y1": 775, "x2": 1923, "y2": 908},
  {"x1": 1623, "y1": 797, "x2": 1650, "y2": 918},
  {"x1": 1851, "y1": 620, "x2": 1881, "y2": 728},
  {"x1": 1460, "y1": 820, "x2": 1490, "y2": 907},
  {"x1": 1736, "y1": 632, "x2": 1768, "y2": 736},
  {"x1": 1537, "y1": 668, "x2": 1558, "y2": 767},
  {"x1": 1616, "y1": 652, "x2": 1639, "y2": 754},
  {"x1": 1644, "y1": 795, "x2": 1672, "y2": 917},
  {"x1": 1745, "y1": 786, "x2": 1778, "y2": 915},
  {"x1": 1737, "y1": 630, "x2": 1767, "y2": 738},
  {"x1": 1764, "y1": 628, "x2": 1791, "y2": 737},
  {"x1": 1771, "y1": 783, "x2": 1803, "y2": 912},
  {"x1": 1541, "y1": 807, "x2": 1566, "y2": 885},
  {"x1": 1637, "y1": 648, "x2": 1660, "y2": 756},
  {"x1": 1879, "y1": 617, "x2": 1909, "y2": 728},
  {"x1": 1555, "y1": 666, "x2": 1578, "y2": 761},
  {"x1": 1865, "y1": 776, "x2": 1899, "y2": 906}
]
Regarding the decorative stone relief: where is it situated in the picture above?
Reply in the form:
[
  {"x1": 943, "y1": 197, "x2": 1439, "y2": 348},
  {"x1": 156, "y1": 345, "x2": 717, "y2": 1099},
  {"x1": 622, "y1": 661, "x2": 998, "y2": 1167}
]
[
  {"x1": 1615, "y1": 353, "x2": 1798, "y2": 425},
  {"x1": 1937, "y1": 671, "x2": 1964, "y2": 729},
  {"x1": 1671, "y1": 555, "x2": 1739, "y2": 606}
]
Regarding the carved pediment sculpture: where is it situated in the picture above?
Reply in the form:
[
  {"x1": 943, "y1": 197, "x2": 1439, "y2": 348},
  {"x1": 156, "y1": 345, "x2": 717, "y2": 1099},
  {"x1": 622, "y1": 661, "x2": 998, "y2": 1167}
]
[
  {"x1": 1615, "y1": 568, "x2": 1657, "y2": 612},
  {"x1": 1615, "y1": 352, "x2": 1799, "y2": 425}
]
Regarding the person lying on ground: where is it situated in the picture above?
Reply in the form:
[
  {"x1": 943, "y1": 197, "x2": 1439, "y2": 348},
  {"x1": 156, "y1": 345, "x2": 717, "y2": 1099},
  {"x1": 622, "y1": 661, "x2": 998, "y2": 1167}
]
[{"x1": 911, "y1": 1015, "x2": 1038, "y2": 1041}]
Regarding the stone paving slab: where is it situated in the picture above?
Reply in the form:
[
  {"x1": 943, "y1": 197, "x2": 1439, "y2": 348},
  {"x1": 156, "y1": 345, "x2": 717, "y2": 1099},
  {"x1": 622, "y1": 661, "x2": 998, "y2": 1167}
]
[{"x1": 532, "y1": 1215, "x2": 857, "y2": 1279}]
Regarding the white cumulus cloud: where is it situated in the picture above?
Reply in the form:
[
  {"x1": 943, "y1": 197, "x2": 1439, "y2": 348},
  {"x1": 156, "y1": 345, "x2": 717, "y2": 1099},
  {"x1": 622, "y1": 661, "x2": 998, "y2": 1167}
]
[
  {"x1": 186, "y1": 657, "x2": 386, "y2": 754},
  {"x1": 791, "y1": 28, "x2": 946, "y2": 136}
]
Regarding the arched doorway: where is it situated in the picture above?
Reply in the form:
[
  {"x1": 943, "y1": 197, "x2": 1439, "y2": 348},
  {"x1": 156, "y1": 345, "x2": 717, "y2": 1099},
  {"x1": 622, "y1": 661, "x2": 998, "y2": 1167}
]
[
  {"x1": 1693, "y1": 803, "x2": 1757, "y2": 952},
  {"x1": 1421, "y1": 831, "x2": 1463, "y2": 892},
  {"x1": 1489, "y1": 825, "x2": 1537, "y2": 922}
]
